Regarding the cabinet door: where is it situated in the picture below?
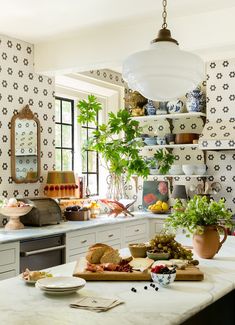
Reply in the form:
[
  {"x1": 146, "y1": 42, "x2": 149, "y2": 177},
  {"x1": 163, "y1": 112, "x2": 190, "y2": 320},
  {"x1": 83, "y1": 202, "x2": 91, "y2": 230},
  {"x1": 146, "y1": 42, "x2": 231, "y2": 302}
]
[
  {"x1": 97, "y1": 227, "x2": 121, "y2": 243},
  {"x1": 0, "y1": 242, "x2": 19, "y2": 276},
  {"x1": 148, "y1": 219, "x2": 165, "y2": 238}
]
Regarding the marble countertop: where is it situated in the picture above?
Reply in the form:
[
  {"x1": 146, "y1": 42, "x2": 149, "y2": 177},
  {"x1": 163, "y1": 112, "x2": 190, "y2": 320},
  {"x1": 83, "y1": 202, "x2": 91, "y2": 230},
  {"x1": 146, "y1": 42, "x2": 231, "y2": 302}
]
[
  {"x1": 0, "y1": 236, "x2": 235, "y2": 325},
  {"x1": 0, "y1": 211, "x2": 169, "y2": 244}
]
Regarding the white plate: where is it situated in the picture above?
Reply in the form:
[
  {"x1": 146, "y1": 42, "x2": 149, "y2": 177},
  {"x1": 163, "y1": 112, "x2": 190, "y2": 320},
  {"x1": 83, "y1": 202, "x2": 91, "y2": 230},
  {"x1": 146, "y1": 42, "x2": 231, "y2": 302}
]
[
  {"x1": 36, "y1": 283, "x2": 85, "y2": 292},
  {"x1": 36, "y1": 276, "x2": 86, "y2": 289},
  {"x1": 36, "y1": 284, "x2": 79, "y2": 295}
]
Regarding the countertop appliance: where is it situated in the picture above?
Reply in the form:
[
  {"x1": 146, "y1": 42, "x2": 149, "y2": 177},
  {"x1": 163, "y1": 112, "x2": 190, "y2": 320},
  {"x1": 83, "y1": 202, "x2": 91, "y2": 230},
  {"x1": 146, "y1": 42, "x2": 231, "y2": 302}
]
[
  {"x1": 20, "y1": 234, "x2": 65, "y2": 272},
  {"x1": 20, "y1": 197, "x2": 62, "y2": 226}
]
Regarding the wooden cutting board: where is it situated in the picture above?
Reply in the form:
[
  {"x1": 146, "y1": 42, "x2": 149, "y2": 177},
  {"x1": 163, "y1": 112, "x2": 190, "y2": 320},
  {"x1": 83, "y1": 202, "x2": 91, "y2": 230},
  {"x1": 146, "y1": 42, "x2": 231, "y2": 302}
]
[{"x1": 73, "y1": 258, "x2": 204, "y2": 281}]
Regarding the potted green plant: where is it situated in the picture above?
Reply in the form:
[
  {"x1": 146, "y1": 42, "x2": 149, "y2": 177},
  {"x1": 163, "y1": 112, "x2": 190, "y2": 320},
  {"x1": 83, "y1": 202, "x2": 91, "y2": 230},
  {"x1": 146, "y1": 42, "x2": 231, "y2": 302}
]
[
  {"x1": 77, "y1": 95, "x2": 150, "y2": 200},
  {"x1": 165, "y1": 195, "x2": 233, "y2": 258},
  {"x1": 153, "y1": 149, "x2": 175, "y2": 175}
]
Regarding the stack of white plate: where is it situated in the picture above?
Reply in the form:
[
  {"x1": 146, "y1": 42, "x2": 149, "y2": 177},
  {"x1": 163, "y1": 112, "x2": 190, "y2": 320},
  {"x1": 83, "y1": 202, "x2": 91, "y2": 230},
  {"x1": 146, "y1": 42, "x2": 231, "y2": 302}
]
[{"x1": 36, "y1": 276, "x2": 86, "y2": 295}]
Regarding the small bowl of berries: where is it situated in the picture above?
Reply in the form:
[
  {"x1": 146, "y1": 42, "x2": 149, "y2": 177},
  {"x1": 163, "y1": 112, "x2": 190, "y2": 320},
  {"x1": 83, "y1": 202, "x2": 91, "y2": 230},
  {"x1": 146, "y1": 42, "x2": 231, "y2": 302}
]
[{"x1": 151, "y1": 264, "x2": 176, "y2": 287}]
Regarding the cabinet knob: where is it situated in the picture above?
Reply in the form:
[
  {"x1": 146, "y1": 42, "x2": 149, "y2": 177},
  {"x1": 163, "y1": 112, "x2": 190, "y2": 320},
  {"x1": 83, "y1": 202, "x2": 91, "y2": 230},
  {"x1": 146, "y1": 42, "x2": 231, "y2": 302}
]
[
  {"x1": 135, "y1": 229, "x2": 140, "y2": 232},
  {"x1": 108, "y1": 234, "x2": 114, "y2": 238},
  {"x1": 81, "y1": 239, "x2": 87, "y2": 244}
]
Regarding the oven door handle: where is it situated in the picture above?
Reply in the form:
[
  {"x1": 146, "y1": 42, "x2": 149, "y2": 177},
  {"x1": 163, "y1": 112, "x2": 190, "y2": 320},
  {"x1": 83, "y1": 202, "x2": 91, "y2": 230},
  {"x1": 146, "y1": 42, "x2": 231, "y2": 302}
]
[{"x1": 20, "y1": 245, "x2": 66, "y2": 257}]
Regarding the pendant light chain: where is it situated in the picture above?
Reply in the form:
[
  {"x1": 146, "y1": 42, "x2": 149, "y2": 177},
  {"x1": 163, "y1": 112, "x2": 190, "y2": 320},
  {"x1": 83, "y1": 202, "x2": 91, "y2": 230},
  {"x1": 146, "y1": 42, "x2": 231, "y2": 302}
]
[{"x1": 162, "y1": 0, "x2": 168, "y2": 29}]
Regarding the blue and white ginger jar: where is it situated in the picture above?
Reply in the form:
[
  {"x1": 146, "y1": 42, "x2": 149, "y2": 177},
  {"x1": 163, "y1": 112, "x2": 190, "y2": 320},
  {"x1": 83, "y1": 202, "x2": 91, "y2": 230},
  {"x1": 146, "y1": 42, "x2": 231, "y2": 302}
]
[
  {"x1": 186, "y1": 87, "x2": 205, "y2": 112},
  {"x1": 146, "y1": 100, "x2": 156, "y2": 115}
]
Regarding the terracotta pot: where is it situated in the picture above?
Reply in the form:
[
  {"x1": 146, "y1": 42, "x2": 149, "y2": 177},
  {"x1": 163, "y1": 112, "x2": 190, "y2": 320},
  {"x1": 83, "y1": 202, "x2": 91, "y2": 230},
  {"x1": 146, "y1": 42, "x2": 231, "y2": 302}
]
[{"x1": 193, "y1": 225, "x2": 227, "y2": 259}]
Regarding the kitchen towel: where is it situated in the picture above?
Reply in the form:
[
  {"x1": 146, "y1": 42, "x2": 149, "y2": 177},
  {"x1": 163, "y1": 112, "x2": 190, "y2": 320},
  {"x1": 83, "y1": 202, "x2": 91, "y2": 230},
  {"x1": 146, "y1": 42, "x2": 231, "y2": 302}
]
[{"x1": 70, "y1": 296, "x2": 124, "y2": 312}]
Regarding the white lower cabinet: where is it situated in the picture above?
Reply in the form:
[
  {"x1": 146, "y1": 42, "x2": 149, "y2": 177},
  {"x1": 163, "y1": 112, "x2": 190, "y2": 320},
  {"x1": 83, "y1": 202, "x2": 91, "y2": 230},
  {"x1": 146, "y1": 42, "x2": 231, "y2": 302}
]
[
  {"x1": 0, "y1": 242, "x2": 19, "y2": 280},
  {"x1": 149, "y1": 219, "x2": 165, "y2": 238}
]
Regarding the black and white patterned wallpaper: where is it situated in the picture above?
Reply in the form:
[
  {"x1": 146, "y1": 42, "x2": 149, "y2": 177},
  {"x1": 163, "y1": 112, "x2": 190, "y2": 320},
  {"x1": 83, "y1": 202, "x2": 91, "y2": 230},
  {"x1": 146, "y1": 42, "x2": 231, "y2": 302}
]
[
  {"x1": 204, "y1": 59, "x2": 235, "y2": 212},
  {"x1": 0, "y1": 34, "x2": 55, "y2": 225},
  {"x1": 200, "y1": 60, "x2": 235, "y2": 150},
  {"x1": 87, "y1": 68, "x2": 235, "y2": 213}
]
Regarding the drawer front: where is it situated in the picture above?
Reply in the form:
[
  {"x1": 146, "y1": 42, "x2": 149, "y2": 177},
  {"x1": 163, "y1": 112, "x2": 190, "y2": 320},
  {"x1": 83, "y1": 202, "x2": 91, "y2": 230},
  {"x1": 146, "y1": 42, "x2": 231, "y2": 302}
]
[
  {"x1": 155, "y1": 222, "x2": 164, "y2": 234},
  {"x1": 68, "y1": 232, "x2": 96, "y2": 250},
  {"x1": 0, "y1": 270, "x2": 16, "y2": 281},
  {"x1": 125, "y1": 222, "x2": 147, "y2": 238},
  {"x1": 0, "y1": 244, "x2": 17, "y2": 267},
  {"x1": 125, "y1": 237, "x2": 147, "y2": 246},
  {"x1": 97, "y1": 227, "x2": 121, "y2": 243}
]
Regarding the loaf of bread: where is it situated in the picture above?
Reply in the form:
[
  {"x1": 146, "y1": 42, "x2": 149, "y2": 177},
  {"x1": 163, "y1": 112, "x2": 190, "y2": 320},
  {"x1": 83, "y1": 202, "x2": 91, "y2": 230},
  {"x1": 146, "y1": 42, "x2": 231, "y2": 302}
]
[{"x1": 86, "y1": 243, "x2": 121, "y2": 264}]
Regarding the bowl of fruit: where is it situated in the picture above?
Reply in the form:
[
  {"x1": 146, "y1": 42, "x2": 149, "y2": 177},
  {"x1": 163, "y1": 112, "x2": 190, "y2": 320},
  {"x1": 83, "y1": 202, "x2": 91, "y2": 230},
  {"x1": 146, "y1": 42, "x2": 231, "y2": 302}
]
[
  {"x1": 0, "y1": 198, "x2": 33, "y2": 230},
  {"x1": 64, "y1": 205, "x2": 90, "y2": 221},
  {"x1": 148, "y1": 200, "x2": 169, "y2": 214},
  {"x1": 151, "y1": 264, "x2": 176, "y2": 287}
]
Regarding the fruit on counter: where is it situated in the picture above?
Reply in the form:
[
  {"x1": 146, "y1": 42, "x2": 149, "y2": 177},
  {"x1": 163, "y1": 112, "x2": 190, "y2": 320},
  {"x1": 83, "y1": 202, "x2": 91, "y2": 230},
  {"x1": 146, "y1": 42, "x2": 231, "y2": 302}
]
[
  {"x1": 148, "y1": 201, "x2": 169, "y2": 212},
  {"x1": 65, "y1": 205, "x2": 81, "y2": 212},
  {"x1": 3, "y1": 198, "x2": 30, "y2": 208},
  {"x1": 149, "y1": 233, "x2": 193, "y2": 260}
]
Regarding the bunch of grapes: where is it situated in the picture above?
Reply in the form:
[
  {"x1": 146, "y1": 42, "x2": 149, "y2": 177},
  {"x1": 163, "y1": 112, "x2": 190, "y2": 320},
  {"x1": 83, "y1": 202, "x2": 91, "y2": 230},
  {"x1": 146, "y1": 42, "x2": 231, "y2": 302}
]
[{"x1": 149, "y1": 233, "x2": 193, "y2": 260}]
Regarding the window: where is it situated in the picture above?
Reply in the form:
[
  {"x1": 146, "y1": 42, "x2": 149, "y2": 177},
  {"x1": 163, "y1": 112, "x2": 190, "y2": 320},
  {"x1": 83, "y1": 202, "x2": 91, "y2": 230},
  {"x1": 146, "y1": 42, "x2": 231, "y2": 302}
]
[
  {"x1": 55, "y1": 97, "x2": 74, "y2": 171},
  {"x1": 81, "y1": 116, "x2": 99, "y2": 196}
]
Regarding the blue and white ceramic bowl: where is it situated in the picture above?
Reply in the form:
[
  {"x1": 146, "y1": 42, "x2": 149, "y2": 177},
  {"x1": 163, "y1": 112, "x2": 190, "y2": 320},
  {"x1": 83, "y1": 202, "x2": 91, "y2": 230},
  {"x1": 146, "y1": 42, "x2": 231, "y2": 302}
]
[
  {"x1": 144, "y1": 137, "x2": 157, "y2": 146},
  {"x1": 167, "y1": 99, "x2": 184, "y2": 114},
  {"x1": 151, "y1": 272, "x2": 176, "y2": 287}
]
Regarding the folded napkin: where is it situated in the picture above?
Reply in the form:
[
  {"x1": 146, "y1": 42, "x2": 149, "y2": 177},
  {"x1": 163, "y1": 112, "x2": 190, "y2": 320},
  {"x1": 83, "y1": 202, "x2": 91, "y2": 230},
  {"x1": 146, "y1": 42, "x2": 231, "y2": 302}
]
[{"x1": 70, "y1": 296, "x2": 124, "y2": 312}]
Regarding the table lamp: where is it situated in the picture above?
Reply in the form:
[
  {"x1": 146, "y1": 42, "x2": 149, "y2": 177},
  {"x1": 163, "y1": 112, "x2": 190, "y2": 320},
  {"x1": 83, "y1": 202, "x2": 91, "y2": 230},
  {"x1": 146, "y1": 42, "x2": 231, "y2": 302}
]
[{"x1": 171, "y1": 185, "x2": 188, "y2": 200}]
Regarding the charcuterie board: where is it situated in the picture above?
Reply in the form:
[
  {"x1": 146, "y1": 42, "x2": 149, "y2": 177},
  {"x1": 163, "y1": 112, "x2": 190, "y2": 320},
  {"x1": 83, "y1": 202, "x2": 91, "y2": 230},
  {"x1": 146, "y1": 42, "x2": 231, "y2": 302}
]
[{"x1": 73, "y1": 257, "x2": 204, "y2": 281}]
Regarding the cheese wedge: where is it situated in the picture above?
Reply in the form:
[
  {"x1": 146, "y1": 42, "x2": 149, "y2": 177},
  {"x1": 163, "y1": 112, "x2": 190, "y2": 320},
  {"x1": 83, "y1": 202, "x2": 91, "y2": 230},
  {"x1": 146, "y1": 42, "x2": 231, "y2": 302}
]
[{"x1": 129, "y1": 258, "x2": 154, "y2": 272}]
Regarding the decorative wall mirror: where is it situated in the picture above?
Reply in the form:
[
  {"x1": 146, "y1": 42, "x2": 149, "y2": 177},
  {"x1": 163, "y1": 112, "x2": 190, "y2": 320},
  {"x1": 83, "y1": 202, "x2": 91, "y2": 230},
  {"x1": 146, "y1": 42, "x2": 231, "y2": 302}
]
[{"x1": 11, "y1": 105, "x2": 41, "y2": 183}]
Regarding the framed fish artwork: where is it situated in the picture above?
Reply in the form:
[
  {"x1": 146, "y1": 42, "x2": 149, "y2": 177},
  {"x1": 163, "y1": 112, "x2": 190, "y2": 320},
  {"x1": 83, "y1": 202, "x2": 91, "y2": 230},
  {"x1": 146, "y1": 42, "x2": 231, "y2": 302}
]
[{"x1": 142, "y1": 180, "x2": 169, "y2": 210}]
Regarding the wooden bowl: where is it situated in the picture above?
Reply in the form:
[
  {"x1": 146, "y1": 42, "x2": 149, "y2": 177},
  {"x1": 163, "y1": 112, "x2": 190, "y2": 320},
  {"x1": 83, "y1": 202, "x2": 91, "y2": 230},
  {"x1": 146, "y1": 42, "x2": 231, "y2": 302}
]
[
  {"x1": 175, "y1": 133, "x2": 199, "y2": 144},
  {"x1": 128, "y1": 243, "x2": 151, "y2": 258},
  {"x1": 64, "y1": 210, "x2": 90, "y2": 221}
]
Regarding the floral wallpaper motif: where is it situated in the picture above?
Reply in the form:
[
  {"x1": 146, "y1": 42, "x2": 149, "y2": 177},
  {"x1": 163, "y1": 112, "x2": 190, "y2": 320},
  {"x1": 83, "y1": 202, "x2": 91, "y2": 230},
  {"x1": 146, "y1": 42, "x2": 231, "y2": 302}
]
[{"x1": 0, "y1": 34, "x2": 55, "y2": 226}]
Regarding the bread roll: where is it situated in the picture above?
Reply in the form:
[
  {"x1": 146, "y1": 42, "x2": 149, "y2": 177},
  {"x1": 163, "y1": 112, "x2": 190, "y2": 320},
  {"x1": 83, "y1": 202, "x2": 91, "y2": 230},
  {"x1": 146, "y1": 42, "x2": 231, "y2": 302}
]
[
  {"x1": 86, "y1": 243, "x2": 121, "y2": 264},
  {"x1": 100, "y1": 248, "x2": 122, "y2": 264}
]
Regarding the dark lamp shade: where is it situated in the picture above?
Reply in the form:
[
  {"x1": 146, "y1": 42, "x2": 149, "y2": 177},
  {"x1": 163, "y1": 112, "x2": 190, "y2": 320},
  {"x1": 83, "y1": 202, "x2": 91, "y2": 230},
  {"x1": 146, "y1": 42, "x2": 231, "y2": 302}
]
[{"x1": 171, "y1": 185, "x2": 187, "y2": 199}]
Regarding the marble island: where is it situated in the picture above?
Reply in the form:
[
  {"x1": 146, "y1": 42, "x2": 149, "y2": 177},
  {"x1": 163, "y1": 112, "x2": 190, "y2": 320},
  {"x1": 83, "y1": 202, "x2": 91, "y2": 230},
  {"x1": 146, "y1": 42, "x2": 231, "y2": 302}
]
[{"x1": 0, "y1": 237, "x2": 235, "y2": 325}]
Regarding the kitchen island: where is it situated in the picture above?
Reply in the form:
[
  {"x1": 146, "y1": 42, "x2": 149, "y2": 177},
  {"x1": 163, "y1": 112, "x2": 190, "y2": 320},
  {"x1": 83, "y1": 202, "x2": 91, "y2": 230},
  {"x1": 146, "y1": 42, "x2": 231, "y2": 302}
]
[{"x1": 0, "y1": 236, "x2": 235, "y2": 325}]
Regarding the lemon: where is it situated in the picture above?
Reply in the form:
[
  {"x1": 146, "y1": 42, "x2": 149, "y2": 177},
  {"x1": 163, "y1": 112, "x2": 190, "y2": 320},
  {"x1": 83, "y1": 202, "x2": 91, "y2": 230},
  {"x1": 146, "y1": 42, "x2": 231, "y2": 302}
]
[
  {"x1": 162, "y1": 202, "x2": 169, "y2": 211},
  {"x1": 155, "y1": 200, "x2": 162, "y2": 206}
]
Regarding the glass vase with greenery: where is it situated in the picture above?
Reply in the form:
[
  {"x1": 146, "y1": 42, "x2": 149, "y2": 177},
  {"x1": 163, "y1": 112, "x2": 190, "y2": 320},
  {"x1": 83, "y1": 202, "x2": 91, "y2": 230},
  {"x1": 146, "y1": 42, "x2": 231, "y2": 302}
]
[{"x1": 77, "y1": 95, "x2": 150, "y2": 200}]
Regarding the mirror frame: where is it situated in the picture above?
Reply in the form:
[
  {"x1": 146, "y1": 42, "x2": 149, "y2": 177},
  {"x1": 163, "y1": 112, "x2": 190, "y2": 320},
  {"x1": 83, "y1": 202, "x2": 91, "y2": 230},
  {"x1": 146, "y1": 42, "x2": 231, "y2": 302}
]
[{"x1": 11, "y1": 105, "x2": 41, "y2": 183}]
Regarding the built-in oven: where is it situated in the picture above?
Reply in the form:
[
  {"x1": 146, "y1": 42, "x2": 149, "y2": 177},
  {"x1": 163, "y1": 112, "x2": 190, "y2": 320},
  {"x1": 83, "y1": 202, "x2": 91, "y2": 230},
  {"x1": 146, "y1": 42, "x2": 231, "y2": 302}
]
[{"x1": 20, "y1": 234, "x2": 65, "y2": 272}]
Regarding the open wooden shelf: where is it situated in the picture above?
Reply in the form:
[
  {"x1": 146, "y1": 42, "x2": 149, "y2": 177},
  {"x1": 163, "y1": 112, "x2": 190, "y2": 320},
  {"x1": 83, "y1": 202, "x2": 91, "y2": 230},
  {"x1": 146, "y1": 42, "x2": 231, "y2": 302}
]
[{"x1": 131, "y1": 112, "x2": 206, "y2": 121}]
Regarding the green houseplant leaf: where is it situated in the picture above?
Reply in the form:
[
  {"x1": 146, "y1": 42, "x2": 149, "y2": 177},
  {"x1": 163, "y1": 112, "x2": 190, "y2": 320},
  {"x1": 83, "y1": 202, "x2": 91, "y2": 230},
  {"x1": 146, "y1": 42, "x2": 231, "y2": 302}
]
[
  {"x1": 77, "y1": 95, "x2": 150, "y2": 179},
  {"x1": 165, "y1": 195, "x2": 233, "y2": 235}
]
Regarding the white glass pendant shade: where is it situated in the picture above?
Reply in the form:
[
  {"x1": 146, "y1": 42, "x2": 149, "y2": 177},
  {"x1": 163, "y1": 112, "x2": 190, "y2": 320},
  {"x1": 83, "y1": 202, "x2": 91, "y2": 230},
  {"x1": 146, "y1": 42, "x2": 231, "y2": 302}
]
[{"x1": 123, "y1": 42, "x2": 205, "y2": 101}]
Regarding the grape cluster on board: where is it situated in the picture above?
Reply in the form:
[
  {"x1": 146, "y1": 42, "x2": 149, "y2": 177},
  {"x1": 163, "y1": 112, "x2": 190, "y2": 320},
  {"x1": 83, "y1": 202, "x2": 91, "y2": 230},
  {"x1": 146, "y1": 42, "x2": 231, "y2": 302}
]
[{"x1": 149, "y1": 234, "x2": 193, "y2": 260}]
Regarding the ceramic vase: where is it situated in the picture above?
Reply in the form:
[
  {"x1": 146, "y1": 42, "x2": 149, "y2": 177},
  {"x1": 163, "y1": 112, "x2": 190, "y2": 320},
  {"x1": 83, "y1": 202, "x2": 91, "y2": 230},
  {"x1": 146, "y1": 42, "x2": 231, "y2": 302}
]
[
  {"x1": 186, "y1": 87, "x2": 205, "y2": 112},
  {"x1": 166, "y1": 99, "x2": 184, "y2": 114},
  {"x1": 146, "y1": 100, "x2": 156, "y2": 115},
  {"x1": 193, "y1": 225, "x2": 227, "y2": 259}
]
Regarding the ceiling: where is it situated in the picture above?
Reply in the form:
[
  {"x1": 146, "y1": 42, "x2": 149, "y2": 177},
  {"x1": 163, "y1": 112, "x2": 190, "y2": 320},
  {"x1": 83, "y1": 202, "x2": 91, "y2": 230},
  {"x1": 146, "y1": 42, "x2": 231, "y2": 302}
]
[{"x1": 1, "y1": 0, "x2": 235, "y2": 43}]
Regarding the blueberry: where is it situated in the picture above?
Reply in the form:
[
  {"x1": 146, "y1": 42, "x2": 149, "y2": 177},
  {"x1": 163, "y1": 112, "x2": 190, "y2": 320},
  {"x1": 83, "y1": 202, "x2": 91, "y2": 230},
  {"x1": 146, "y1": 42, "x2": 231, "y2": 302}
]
[
  {"x1": 152, "y1": 284, "x2": 155, "y2": 288},
  {"x1": 144, "y1": 286, "x2": 148, "y2": 290},
  {"x1": 155, "y1": 287, "x2": 159, "y2": 291}
]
